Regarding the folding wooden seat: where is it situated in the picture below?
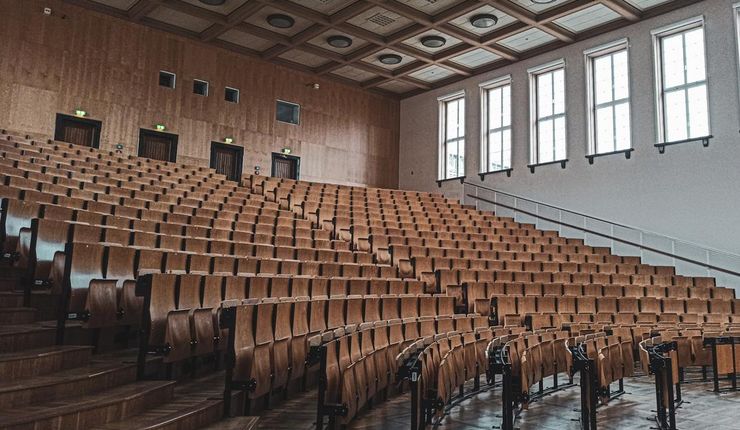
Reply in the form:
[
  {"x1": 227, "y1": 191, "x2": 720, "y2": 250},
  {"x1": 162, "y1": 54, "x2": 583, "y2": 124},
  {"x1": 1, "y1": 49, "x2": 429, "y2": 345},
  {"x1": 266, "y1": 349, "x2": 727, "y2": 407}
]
[
  {"x1": 709, "y1": 299, "x2": 732, "y2": 315},
  {"x1": 270, "y1": 297, "x2": 293, "y2": 391},
  {"x1": 600, "y1": 284, "x2": 621, "y2": 297},
  {"x1": 1, "y1": 199, "x2": 41, "y2": 253},
  {"x1": 693, "y1": 277, "x2": 715, "y2": 288},
  {"x1": 672, "y1": 275, "x2": 693, "y2": 287},
  {"x1": 328, "y1": 278, "x2": 348, "y2": 296},
  {"x1": 400, "y1": 294, "x2": 419, "y2": 318},
  {"x1": 639, "y1": 297, "x2": 660, "y2": 313},
  {"x1": 685, "y1": 298, "x2": 708, "y2": 315},
  {"x1": 307, "y1": 296, "x2": 328, "y2": 340},
  {"x1": 269, "y1": 277, "x2": 290, "y2": 298},
  {"x1": 688, "y1": 286, "x2": 712, "y2": 299},
  {"x1": 327, "y1": 296, "x2": 347, "y2": 330},
  {"x1": 247, "y1": 301, "x2": 276, "y2": 399},
  {"x1": 661, "y1": 298, "x2": 685, "y2": 315},
  {"x1": 537, "y1": 296, "x2": 556, "y2": 313},
  {"x1": 712, "y1": 287, "x2": 735, "y2": 300},
  {"x1": 380, "y1": 295, "x2": 399, "y2": 320},
  {"x1": 518, "y1": 296, "x2": 536, "y2": 316},
  {"x1": 345, "y1": 296, "x2": 365, "y2": 326},
  {"x1": 636, "y1": 312, "x2": 657, "y2": 324},
  {"x1": 524, "y1": 283, "x2": 543, "y2": 296},
  {"x1": 563, "y1": 284, "x2": 582, "y2": 296}
]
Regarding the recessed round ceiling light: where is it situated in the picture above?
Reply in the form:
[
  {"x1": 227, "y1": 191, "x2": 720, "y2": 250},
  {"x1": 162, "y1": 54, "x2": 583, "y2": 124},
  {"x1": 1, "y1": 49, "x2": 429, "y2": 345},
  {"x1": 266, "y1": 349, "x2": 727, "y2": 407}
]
[
  {"x1": 531, "y1": 0, "x2": 557, "y2": 4},
  {"x1": 420, "y1": 35, "x2": 446, "y2": 48},
  {"x1": 378, "y1": 54, "x2": 402, "y2": 65},
  {"x1": 266, "y1": 14, "x2": 295, "y2": 29},
  {"x1": 199, "y1": 0, "x2": 226, "y2": 5},
  {"x1": 327, "y1": 35, "x2": 353, "y2": 48},
  {"x1": 470, "y1": 13, "x2": 498, "y2": 29}
]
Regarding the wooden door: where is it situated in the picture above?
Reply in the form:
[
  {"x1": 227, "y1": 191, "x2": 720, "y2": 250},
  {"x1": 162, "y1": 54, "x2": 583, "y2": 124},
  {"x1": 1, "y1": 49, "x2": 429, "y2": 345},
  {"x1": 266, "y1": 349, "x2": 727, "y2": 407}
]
[
  {"x1": 54, "y1": 114, "x2": 101, "y2": 148},
  {"x1": 271, "y1": 153, "x2": 299, "y2": 179},
  {"x1": 210, "y1": 142, "x2": 243, "y2": 181},
  {"x1": 138, "y1": 129, "x2": 178, "y2": 162}
]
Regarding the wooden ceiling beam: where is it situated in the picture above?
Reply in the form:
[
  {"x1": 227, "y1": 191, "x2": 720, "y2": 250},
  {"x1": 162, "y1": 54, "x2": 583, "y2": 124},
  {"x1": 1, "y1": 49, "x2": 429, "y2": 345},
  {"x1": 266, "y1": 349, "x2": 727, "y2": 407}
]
[
  {"x1": 199, "y1": 0, "x2": 268, "y2": 41},
  {"x1": 161, "y1": 0, "x2": 227, "y2": 25},
  {"x1": 600, "y1": 0, "x2": 641, "y2": 21},
  {"x1": 484, "y1": 0, "x2": 574, "y2": 42},
  {"x1": 128, "y1": 0, "x2": 164, "y2": 21}
]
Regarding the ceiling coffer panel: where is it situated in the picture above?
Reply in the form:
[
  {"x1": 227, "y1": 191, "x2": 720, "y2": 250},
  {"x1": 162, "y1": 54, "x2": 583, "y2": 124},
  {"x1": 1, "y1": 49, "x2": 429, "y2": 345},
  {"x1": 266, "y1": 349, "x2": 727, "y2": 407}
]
[{"x1": 66, "y1": 0, "x2": 700, "y2": 97}]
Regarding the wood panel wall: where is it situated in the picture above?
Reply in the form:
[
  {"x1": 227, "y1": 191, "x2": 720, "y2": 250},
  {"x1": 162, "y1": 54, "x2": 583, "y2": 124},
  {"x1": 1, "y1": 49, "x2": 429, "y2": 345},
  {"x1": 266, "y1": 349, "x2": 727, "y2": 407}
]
[{"x1": 0, "y1": 0, "x2": 400, "y2": 188}]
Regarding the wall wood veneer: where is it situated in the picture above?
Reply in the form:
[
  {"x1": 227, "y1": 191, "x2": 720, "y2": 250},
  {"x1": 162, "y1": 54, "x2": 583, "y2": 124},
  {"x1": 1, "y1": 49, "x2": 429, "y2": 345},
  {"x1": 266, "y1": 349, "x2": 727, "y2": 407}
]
[{"x1": 0, "y1": 0, "x2": 400, "y2": 188}]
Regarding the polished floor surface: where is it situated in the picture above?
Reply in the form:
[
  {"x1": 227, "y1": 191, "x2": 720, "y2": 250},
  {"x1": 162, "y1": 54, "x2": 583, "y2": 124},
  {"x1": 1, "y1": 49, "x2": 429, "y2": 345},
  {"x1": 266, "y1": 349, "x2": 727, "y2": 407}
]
[{"x1": 257, "y1": 374, "x2": 740, "y2": 430}]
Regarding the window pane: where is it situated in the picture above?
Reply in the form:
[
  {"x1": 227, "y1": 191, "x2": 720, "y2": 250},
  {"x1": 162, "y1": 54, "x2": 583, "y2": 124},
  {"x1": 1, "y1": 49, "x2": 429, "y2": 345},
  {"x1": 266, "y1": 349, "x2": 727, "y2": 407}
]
[
  {"x1": 446, "y1": 144, "x2": 458, "y2": 178},
  {"x1": 457, "y1": 140, "x2": 465, "y2": 176},
  {"x1": 554, "y1": 116, "x2": 566, "y2": 160},
  {"x1": 662, "y1": 33, "x2": 685, "y2": 89},
  {"x1": 614, "y1": 102, "x2": 631, "y2": 150},
  {"x1": 664, "y1": 89, "x2": 688, "y2": 141},
  {"x1": 596, "y1": 106, "x2": 614, "y2": 153},
  {"x1": 612, "y1": 50, "x2": 629, "y2": 101},
  {"x1": 457, "y1": 99, "x2": 465, "y2": 138},
  {"x1": 446, "y1": 100, "x2": 459, "y2": 140},
  {"x1": 594, "y1": 55, "x2": 613, "y2": 105},
  {"x1": 553, "y1": 69, "x2": 565, "y2": 114},
  {"x1": 538, "y1": 119, "x2": 554, "y2": 163},
  {"x1": 687, "y1": 84, "x2": 709, "y2": 138},
  {"x1": 489, "y1": 131, "x2": 502, "y2": 171},
  {"x1": 489, "y1": 89, "x2": 502, "y2": 129},
  {"x1": 537, "y1": 73, "x2": 553, "y2": 118},
  {"x1": 684, "y1": 28, "x2": 706, "y2": 84},
  {"x1": 502, "y1": 129, "x2": 511, "y2": 169},
  {"x1": 502, "y1": 85, "x2": 511, "y2": 126}
]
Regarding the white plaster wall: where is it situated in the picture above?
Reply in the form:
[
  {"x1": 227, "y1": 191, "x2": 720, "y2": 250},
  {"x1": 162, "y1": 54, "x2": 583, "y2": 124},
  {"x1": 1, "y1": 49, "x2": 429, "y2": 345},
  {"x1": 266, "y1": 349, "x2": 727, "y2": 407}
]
[{"x1": 399, "y1": 0, "x2": 740, "y2": 259}]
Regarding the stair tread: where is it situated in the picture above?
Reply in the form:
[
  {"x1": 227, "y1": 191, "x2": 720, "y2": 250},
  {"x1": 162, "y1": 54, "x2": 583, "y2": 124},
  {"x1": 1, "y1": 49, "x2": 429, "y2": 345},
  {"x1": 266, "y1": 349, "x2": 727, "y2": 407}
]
[
  {"x1": 201, "y1": 416, "x2": 260, "y2": 430},
  {"x1": 91, "y1": 398, "x2": 222, "y2": 430},
  {"x1": 0, "y1": 361, "x2": 135, "y2": 393},
  {"x1": 0, "y1": 380, "x2": 176, "y2": 424},
  {"x1": 0, "y1": 345, "x2": 92, "y2": 363}
]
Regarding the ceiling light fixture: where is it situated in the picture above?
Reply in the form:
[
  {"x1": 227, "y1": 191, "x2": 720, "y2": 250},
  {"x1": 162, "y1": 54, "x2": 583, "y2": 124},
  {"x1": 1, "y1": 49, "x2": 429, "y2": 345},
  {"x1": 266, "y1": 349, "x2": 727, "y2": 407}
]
[
  {"x1": 378, "y1": 54, "x2": 402, "y2": 65},
  {"x1": 199, "y1": 0, "x2": 226, "y2": 5},
  {"x1": 531, "y1": 0, "x2": 557, "y2": 4},
  {"x1": 327, "y1": 35, "x2": 352, "y2": 48},
  {"x1": 266, "y1": 14, "x2": 295, "y2": 29},
  {"x1": 420, "y1": 35, "x2": 446, "y2": 48},
  {"x1": 470, "y1": 13, "x2": 498, "y2": 28}
]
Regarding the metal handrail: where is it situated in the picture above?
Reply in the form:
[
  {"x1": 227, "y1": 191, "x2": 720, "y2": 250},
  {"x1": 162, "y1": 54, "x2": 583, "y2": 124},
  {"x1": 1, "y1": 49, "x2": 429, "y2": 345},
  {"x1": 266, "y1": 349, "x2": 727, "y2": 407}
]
[
  {"x1": 464, "y1": 188, "x2": 740, "y2": 279},
  {"x1": 463, "y1": 180, "x2": 739, "y2": 260}
]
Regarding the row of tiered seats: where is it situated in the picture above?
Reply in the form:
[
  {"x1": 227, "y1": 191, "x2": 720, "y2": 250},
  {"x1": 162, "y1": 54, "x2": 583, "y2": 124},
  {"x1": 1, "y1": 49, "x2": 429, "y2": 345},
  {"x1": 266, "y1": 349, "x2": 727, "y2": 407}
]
[{"x1": 1, "y1": 126, "x2": 738, "y2": 430}]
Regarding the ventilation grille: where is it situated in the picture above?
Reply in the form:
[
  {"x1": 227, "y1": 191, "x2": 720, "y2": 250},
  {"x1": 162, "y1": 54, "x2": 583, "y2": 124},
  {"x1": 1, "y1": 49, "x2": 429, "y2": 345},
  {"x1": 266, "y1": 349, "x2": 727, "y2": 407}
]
[{"x1": 367, "y1": 13, "x2": 395, "y2": 26}]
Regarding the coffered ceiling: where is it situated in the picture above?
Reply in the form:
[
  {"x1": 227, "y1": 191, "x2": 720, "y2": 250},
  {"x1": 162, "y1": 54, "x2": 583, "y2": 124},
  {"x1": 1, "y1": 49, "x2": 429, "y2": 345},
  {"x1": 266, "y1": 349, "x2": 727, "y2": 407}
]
[{"x1": 64, "y1": 0, "x2": 701, "y2": 98}]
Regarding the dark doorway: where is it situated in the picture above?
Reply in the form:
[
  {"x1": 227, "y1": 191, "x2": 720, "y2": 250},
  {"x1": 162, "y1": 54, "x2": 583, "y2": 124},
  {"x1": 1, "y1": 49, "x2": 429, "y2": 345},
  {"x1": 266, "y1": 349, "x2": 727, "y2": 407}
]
[
  {"x1": 210, "y1": 142, "x2": 243, "y2": 182},
  {"x1": 138, "y1": 129, "x2": 178, "y2": 162},
  {"x1": 54, "y1": 114, "x2": 102, "y2": 148},
  {"x1": 271, "y1": 153, "x2": 300, "y2": 180}
]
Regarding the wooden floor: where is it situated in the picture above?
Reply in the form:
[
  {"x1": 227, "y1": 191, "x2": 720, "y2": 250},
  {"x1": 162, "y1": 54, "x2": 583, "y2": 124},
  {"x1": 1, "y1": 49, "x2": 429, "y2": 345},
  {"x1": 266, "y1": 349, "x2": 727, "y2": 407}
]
[{"x1": 257, "y1": 375, "x2": 740, "y2": 430}]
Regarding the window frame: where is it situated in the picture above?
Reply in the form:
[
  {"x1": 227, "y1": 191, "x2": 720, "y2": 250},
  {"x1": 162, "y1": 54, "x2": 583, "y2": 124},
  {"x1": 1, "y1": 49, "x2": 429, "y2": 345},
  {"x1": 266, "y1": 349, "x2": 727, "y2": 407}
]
[
  {"x1": 479, "y1": 75, "x2": 513, "y2": 174},
  {"x1": 437, "y1": 90, "x2": 466, "y2": 180},
  {"x1": 584, "y1": 38, "x2": 631, "y2": 155},
  {"x1": 158, "y1": 70, "x2": 176, "y2": 89},
  {"x1": 651, "y1": 16, "x2": 710, "y2": 144},
  {"x1": 193, "y1": 79, "x2": 209, "y2": 97},
  {"x1": 528, "y1": 59, "x2": 567, "y2": 165},
  {"x1": 276, "y1": 100, "x2": 301, "y2": 125},
  {"x1": 734, "y1": 3, "x2": 740, "y2": 124},
  {"x1": 225, "y1": 86, "x2": 240, "y2": 104}
]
